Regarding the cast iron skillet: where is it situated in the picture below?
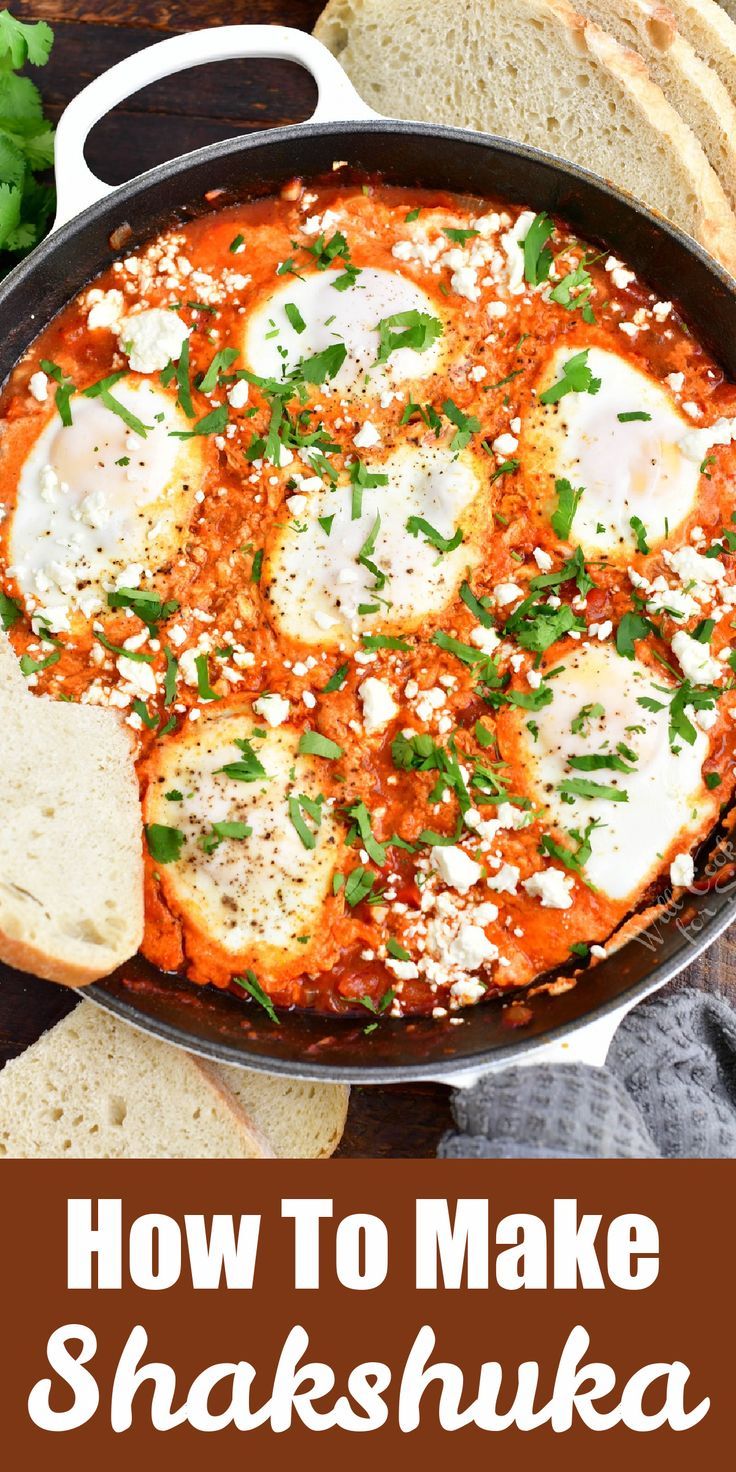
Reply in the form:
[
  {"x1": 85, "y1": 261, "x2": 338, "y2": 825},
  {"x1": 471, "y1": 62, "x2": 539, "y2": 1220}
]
[{"x1": 1, "y1": 25, "x2": 736, "y2": 1083}]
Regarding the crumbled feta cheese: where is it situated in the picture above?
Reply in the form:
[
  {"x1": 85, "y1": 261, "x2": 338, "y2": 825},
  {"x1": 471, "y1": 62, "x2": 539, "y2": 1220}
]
[
  {"x1": 663, "y1": 545, "x2": 726, "y2": 587},
  {"x1": 87, "y1": 288, "x2": 125, "y2": 331},
  {"x1": 501, "y1": 210, "x2": 536, "y2": 293},
  {"x1": 485, "y1": 862, "x2": 520, "y2": 894},
  {"x1": 450, "y1": 264, "x2": 480, "y2": 301},
  {"x1": 670, "y1": 852, "x2": 694, "y2": 888},
  {"x1": 494, "y1": 582, "x2": 523, "y2": 607},
  {"x1": 252, "y1": 692, "x2": 290, "y2": 727},
  {"x1": 492, "y1": 432, "x2": 519, "y2": 456},
  {"x1": 116, "y1": 655, "x2": 157, "y2": 698},
  {"x1": 522, "y1": 868, "x2": 574, "y2": 909},
  {"x1": 430, "y1": 845, "x2": 483, "y2": 894},
  {"x1": 228, "y1": 379, "x2": 249, "y2": 409},
  {"x1": 358, "y1": 677, "x2": 399, "y2": 732},
  {"x1": 447, "y1": 923, "x2": 497, "y2": 970},
  {"x1": 678, "y1": 415, "x2": 736, "y2": 464},
  {"x1": 28, "y1": 370, "x2": 48, "y2": 402},
  {"x1": 118, "y1": 308, "x2": 191, "y2": 374},
  {"x1": 469, "y1": 624, "x2": 500, "y2": 655},
  {"x1": 532, "y1": 547, "x2": 553, "y2": 572},
  {"x1": 671, "y1": 630, "x2": 721, "y2": 685},
  {"x1": 353, "y1": 420, "x2": 381, "y2": 448},
  {"x1": 666, "y1": 371, "x2": 684, "y2": 393}
]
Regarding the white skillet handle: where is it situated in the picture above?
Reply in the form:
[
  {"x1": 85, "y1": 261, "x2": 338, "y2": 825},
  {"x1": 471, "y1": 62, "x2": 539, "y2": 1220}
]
[
  {"x1": 53, "y1": 24, "x2": 378, "y2": 230},
  {"x1": 445, "y1": 994, "x2": 642, "y2": 1090}
]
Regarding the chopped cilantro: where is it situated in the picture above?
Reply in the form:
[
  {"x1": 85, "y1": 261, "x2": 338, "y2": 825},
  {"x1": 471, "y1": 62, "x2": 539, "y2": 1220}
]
[
  {"x1": 406, "y1": 515, "x2": 463, "y2": 554},
  {"x1": 551, "y1": 477, "x2": 584, "y2": 540},
  {"x1": 216, "y1": 737, "x2": 267, "y2": 783},
  {"x1": 298, "y1": 730, "x2": 343, "y2": 760},
  {"x1": 375, "y1": 309, "x2": 443, "y2": 365},
  {"x1": 539, "y1": 349, "x2": 601, "y2": 406},
  {"x1": 145, "y1": 823, "x2": 184, "y2": 864},
  {"x1": 522, "y1": 212, "x2": 554, "y2": 287},
  {"x1": 442, "y1": 397, "x2": 480, "y2": 451},
  {"x1": 0, "y1": 589, "x2": 21, "y2": 630},
  {"x1": 233, "y1": 969, "x2": 278, "y2": 1022}
]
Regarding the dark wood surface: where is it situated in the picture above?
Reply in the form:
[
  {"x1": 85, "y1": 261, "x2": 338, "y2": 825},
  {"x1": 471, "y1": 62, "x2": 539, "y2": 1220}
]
[{"x1": 3, "y1": 0, "x2": 734, "y2": 1157}]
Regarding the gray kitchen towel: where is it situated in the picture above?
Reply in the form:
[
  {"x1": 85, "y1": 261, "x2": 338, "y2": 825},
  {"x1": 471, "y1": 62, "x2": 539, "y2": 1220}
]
[{"x1": 438, "y1": 988, "x2": 736, "y2": 1158}]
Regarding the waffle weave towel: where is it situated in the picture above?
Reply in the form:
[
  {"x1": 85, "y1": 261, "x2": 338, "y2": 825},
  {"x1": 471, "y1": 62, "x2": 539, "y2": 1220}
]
[{"x1": 439, "y1": 989, "x2": 736, "y2": 1158}]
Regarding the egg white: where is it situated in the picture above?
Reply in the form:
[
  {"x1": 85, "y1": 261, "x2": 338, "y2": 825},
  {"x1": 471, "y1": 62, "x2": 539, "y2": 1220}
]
[
  {"x1": 9, "y1": 378, "x2": 206, "y2": 631},
  {"x1": 242, "y1": 266, "x2": 445, "y2": 395},
  {"x1": 265, "y1": 442, "x2": 486, "y2": 647},
  {"x1": 145, "y1": 708, "x2": 344, "y2": 976},
  {"x1": 523, "y1": 346, "x2": 701, "y2": 555},
  {"x1": 509, "y1": 641, "x2": 714, "y2": 901}
]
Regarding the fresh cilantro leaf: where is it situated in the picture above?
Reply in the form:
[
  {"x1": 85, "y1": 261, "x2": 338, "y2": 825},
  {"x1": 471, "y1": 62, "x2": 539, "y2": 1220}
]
[
  {"x1": 170, "y1": 403, "x2": 228, "y2": 438},
  {"x1": 460, "y1": 580, "x2": 495, "y2": 628},
  {"x1": 551, "y1": 477, "x2": 584, "y2": 540},
  {"x1": 145, "y1": 823, "x2": 184, "y2": 864},
  {"x1": 539, "y1": 349, "x2": 602, "y2": 405},
  {"x1": 234, "y1": 969, "x2": 278, "y2": 1022},
  {"x1": 216, "y1": 738, "x2": 267, "y2": 783},
  {"x1": 322, "y1": 662, "x2": 349, "y2": 693},
  {"x1": 522, "y1": 212, "x2": 554, "y2": 287},
  {"x1": 550, "y1": 260, "x2": 593, "y2": 313},
  {"x1": 375, "y1": 309, "x2": 443, "y2": 365},
  {"x1": 284, "y1": 302, "x2": 306, "y2": 334},
  {"x1": 444, "y1": 227, "x2": 479, "y2": 244},
  {"x1": 298, "y1": 730, "x2": 343, "y2": 760},
  {"x1": 288, "y1": 793, "x2": 323, "y2": 850},
  {"x1": 629, "y1": 515, "x2": 650, "y2": 555},
  {"x1": 616, "y1": 611, "x2": 654, "y2": 659},
  {"x1": 406, "y1": 515, "x2": 463, "y2": 553},
  {"x1": 442, "y1": 397, "x2": 480, "y2": 451},
  {"x1": 199, "y1": 346, "x2": 238, "y2": 394},
  {"x1": 0, "y1": 588, "x2": 21, "y2": 629}
]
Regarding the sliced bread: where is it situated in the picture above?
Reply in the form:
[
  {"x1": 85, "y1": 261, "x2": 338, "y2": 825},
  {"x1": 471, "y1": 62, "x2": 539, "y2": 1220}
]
[
  {"x1": 0, "y1": 632, "x2": 144, "y2": 986},
  {"x1": 572, "y1": 0, "x2": 736, "y2": 212},
  {"x1": 0, "y1": 1002, "x2": 275, "y2": 1158},
  {"x1": 314, "y1": 0, "x2": 736, "y2": 272},
  {"x1": 664, "y1": 0, "x2": 736, "y2": 95},
  {"x1": 200, "y1": 1059, "x2": 349, "y2": 1158}
]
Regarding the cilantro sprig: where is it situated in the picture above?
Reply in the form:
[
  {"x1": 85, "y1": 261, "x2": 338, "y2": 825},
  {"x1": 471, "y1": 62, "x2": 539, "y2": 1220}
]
[{"x1": 0, "y1": 12, "x2": 56, "y2": 270}]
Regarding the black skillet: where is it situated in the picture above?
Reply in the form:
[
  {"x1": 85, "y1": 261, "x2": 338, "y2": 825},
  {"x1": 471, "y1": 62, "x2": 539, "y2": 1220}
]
[{"x1": 2, "y1": 25, "x2": 735, "y2": 1084}]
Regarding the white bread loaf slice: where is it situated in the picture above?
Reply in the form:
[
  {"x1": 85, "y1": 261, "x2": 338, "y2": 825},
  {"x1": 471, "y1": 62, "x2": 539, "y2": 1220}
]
[
  {"x1": 201, "y1": 1060, "x2": 349, "y2": 1158},
  {"x1": 314, "y1": 0, "x2": 736, "y2": 272},
  {"x1": 573, "y1": 0, "x2": 736, "y2": 212},
  {"x1": 664, "y1": 1, "x2": 736, "y2": 94},
  {"x1": 0, "y1": 631, "x2": 143, "y2": 986},
  {"x1": 0, "y1": 1002, "x2": 275, "y2": 1158}
]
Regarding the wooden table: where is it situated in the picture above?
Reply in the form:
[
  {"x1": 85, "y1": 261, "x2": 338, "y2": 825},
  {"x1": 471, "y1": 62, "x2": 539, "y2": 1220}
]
[{"x1": 4, "y1": 0, "x2": 734, "y2": 1157}]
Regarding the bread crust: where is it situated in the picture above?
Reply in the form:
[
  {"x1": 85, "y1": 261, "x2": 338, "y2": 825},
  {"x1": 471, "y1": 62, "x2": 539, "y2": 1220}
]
[{"x1": 584, "y1": 18, "x2": 736, "y2": 272}]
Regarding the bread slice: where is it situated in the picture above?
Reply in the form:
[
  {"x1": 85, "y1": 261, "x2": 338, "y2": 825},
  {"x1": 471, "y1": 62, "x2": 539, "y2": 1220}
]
[
  {"x1": 200, "y1": 1059, "x2": 349, "y2": 1158},
  {"x1": 0, "y1": 1002, "x2": 275, "y2": 1158},
  {"x1": 0, "y1": 632, "x2": 143, "y2": 986},
  {"x1": 663, "y1": 0, "x2": 736, "y2": 95},
  {"x1": 573, "y1": 0, "x2": 736, "y2": 213},
  {"x1": 314, "y1": 0, "x2": 736, "y2": 272}
]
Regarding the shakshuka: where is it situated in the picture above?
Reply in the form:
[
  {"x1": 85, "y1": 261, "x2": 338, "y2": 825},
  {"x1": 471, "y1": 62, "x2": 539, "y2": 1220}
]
[{"x1": 1, "y1": 176, "x2": 734, "y2": 1022}]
